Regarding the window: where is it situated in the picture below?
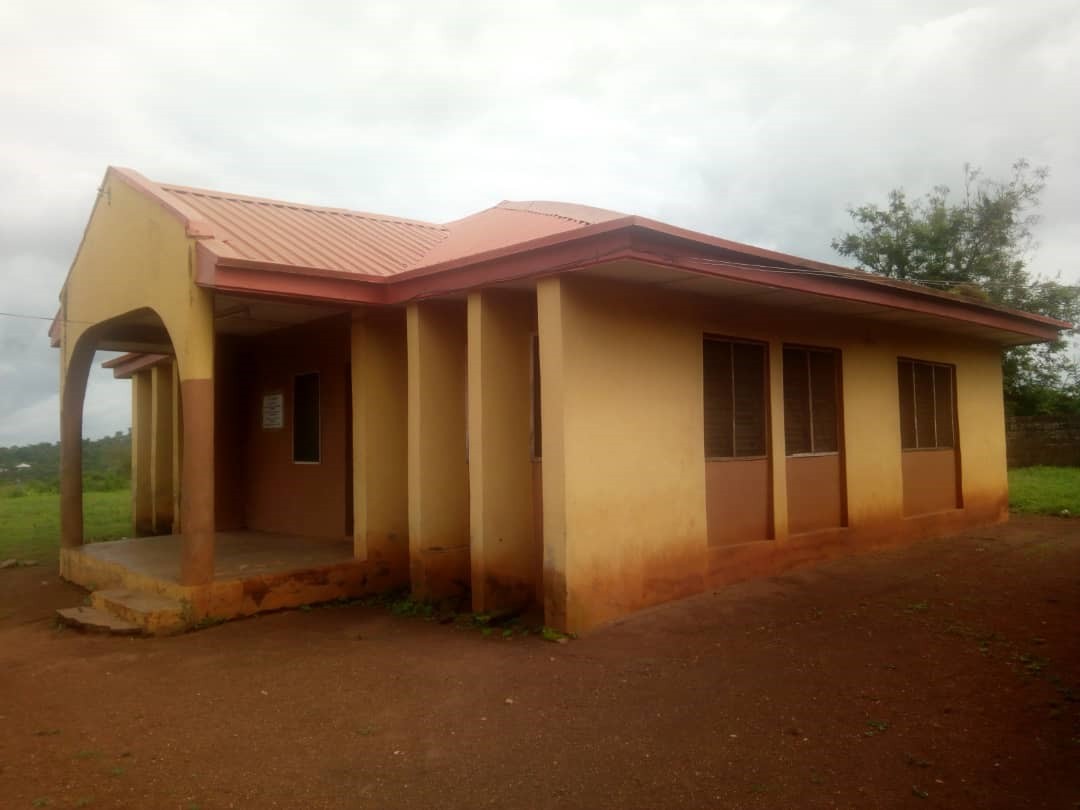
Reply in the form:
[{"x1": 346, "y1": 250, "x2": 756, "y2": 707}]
[
  {"x1": 703, "y1": 337, "x2": 768, "y2": 458},
  {"x1": 782, "y1": 347, "x2": 840, "y2": 455},
  {"x1": 897, "y1": 359, "x2": 955, "y2": 450},
  {"x1": 293, "y1": 372, "x2": 320, "y2": 463}
]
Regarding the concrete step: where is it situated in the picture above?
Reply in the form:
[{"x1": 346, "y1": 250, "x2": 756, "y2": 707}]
[
  {"x1": 91, "y1": 589, "x2": 186, "y2": 635},
  {"x1": 56, "y1": 606, "x2": 144, "y2": 636}
]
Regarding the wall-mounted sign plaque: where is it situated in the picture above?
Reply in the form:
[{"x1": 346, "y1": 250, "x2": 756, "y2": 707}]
[{"x1": 262, "y1": 392, "x2": 284, "y2": 430}]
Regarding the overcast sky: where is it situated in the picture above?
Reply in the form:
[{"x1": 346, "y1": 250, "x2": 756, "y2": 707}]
[{"x1": 1, "y1": 0, "x2": 1077, "y2": 446}]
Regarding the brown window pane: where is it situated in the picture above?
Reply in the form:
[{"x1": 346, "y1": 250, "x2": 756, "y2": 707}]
[
  {"x1": 897, "y1": 360, "x2": 916, "y2": 450},
  {"x1": 783, "y1": 347, "x2": 812, "y2": 455},
  {"x1": 913, "y1": 362, "x2": 937, "y2": 449},
  {"x1": 809, "y1": 351, "x2": 839, "y2": 453},
  {"x1": 732, "y1": 342, "x2": 767, "y2": 457},
  {"x1": 293, "y1": 372, "x2": 320, "y2": 463},
  {"x1": 703, "y1": 339, "x2": 734, "y2": 457},
  {"x1": 933, "y1": 365, "x2": 954, "y2": 448}
]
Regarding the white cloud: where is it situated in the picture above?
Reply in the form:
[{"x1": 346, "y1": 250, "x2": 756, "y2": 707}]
[{"x1": 1, "y1": 0, "x2": 1078, "y2": 443}]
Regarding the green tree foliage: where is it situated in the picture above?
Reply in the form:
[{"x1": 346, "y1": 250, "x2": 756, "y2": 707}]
[
  {"x1": 832, "y1": 160, "x2": 1080, "y2": 415},
  {"x1": 0, "y1": 430, "x2": 131, "y2": 493}
]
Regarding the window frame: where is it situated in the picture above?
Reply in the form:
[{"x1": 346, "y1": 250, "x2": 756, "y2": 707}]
[
  {"x1": 897, "y1": 358, "x2": 957, "y2": 452},
  {"x1": 292, "y1": 371, "x2": 321, "y2": 465},
  {"x1": 782, "y1": 344, "x2": 843, "y2": 458},
  {"x1": 703, "y1": 334, "x2": 770, "y2": 462}
]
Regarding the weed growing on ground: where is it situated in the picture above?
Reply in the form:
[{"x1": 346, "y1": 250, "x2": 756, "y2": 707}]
[
  {"x1": 864, "y1": 719, "x2": 890, "y2": 737},
  {"x1": 1017, "y1": 653, "x2": 1050, "y2": 676},
  {"x1": 905, "y1": 753, "x2": 932, "y2": 768}
]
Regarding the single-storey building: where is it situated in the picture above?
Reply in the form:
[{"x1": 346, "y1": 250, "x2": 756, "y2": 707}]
[{"x1": 52, "y1": 166, "x2": 1069, "y2": 634}]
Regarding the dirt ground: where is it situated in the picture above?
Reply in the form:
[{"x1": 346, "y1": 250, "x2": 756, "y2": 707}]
[{"x1": 1, "y1": 516, "x2": 1078, "y2": 810}]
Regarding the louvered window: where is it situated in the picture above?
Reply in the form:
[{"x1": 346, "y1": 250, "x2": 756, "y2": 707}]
[
  {"x1": 782, "y1": 346, "x2": 840, "y2": 455},
  {"x1": 703, "y1": 338, "x2": 768, "y2": 458},
  {"x1": 897, "y1": 359, "x2": 955, "y2": 450}
]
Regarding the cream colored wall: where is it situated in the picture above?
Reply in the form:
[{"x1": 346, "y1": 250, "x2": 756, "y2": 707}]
[
  {"x1": 540, "y1": 276, "x2": 709, "y2": 631},
  {"x1": 131, "y1": 371, "x2": 153, "y2": 536},
  {"x1": 351, "y1": 310, "x2": 410, "y2": 583},
  {"x1": 537, "y1": 279, "x2": 570, "y2": 627},
  {"x1": 406, "y1": 301, "x2": 470, "y2": 599},
  {"x1": 467, "y1": 290, "x2": 538, "y2": 612},
  {"x1": 60, "y1": 169, "x2": 216, "y2": 582},
  {"x1": 539, "y1": 273, "x2": 1009, "y2": 632},
  {"x1": 150, "y1": 362, "x2": 175, "y2": 533},
  {"x1": 60, "y1": 172, "x2": 214, "y2": 384}
]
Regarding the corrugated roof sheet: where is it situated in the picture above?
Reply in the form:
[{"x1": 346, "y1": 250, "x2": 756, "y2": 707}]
[
  {"x1": 152, "y1": 180, "x2": 629, "y2": 278},
  {"x1": 158, "y1": 183, "x2": 449, "y2": 277}
]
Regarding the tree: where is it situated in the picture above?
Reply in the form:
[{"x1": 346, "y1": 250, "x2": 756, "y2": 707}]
[{"x1": 832, "y1": 160, "x2": 1080, "y2": 415}]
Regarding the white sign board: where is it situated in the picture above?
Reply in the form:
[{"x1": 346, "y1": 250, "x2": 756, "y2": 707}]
[{"x1": 261, "y1": 392, "x2": 284, "y2": 430}]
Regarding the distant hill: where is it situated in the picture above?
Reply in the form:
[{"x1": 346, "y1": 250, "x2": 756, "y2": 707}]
[{"x1": 0, "y1": 431, "x2": 131, "y2": 492}]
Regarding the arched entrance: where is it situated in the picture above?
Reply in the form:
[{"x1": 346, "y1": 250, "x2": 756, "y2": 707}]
[{"x1": 59, "y1": 307, "x2": 216, "y2": 586}]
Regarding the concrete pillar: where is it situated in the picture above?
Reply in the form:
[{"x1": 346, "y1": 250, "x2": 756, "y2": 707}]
[
  {"x1": 467, "y1": 290, "x2": 539, "y2": 613},
  {"x1": 131, "y1": 370, "x2": 154, "y2": 536},
  {"x1": 59, "y1": 334, "x2": 95, "y2": 550},
  {"x1": 171, "y1": 361, "x2": 182, "y2": 534},
  {"x1": 768, "y1": 339, "x2": 789, "y2": 542},
  {"x1": 537, "y1": 276, "x2": 709, "y2": 633},
  {"x1": 350, "y1": 311, "x2": 409, "y2": 585},
  {"x1": 178, "y1": 294, "x2": 215, "y2": 587},
  {"x1": 406, "y1": 300, "x2": 469, "y2": 601},
  {"x1": 536, "y1": 278, "x2": 569, "y2": 629},
  {"x1": 150, "y1": 361, "x2": 174, "y2": 534}
]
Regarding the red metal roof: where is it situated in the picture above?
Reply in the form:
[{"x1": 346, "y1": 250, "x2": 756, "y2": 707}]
[
  {"x1": 158, "y1": 182, "x2": 447, "y2": 277},
  {"x1": 94, "y1": 167, "x2": 1070, "y2": 344}
]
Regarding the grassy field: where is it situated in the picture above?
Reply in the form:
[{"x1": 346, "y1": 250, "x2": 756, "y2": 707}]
[
  {"x1": 0, "y1": 489, "x2": 130, "y2": 562},
  {"x1": 0, "y1": 468, "x2": 1074, "y2": 563},
  {"x1": 1008, "y1": 466, "x2": 1080, "y2": 517}
]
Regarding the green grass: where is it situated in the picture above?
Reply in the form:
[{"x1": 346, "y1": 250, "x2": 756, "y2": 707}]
[
  {"x1": 1008, "y1": 466, "x2": 1080, "y2": 517},
  {"x1": 0, "y1": 489, "x2": 130, "y2": 562}
]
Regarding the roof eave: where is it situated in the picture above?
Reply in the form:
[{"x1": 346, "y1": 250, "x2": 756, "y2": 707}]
[{"x1": 193, "y1": 216, "x2": 1069, "y2": 345}]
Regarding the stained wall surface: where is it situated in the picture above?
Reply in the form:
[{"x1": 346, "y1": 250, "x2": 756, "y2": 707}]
[{"x1": 539, "y1": 273, "x2": 1008, "y2": 633}]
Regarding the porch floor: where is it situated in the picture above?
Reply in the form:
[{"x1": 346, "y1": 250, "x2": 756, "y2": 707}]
[{"x1": 78, "y1": 531, "x2": 354, "y2": 584}]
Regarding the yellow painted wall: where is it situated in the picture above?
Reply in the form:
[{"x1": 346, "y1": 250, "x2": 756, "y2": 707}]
[
  {"x1": 540, "y1": 276, "x2": 710, "y2": 631},
  {"x1": 351, "y1": 310, "x2": 410, "y2": 583},
  {"x1": 61, "y1": 171, "x2": 213, "y2": 384},
  {"x1": 537, "y1": 279, "x2": 569, "y2": 627},
  {"x1": 131, "y1": 370, "x2": 153, "y2": 536},
  {"x1": 406, "y1": 301, "x2": 470, "y2": 599},
  {"x1": 540, "y1": 272, "x2": 1009, "y2": 632},
  {"x1": 467, "y1": 290, "x2": 539, "y2": 612},
  {"x1": 150, "y1": 361, "x2": 174, "y2": 533},
  {"x1": 61, "y1": 169, "x2": 216, "y2": 582}
]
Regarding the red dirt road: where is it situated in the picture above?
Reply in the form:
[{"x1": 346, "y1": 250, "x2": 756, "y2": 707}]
[{"x1": 1, "y1": 516, "x2": 1078, "y2": 809}]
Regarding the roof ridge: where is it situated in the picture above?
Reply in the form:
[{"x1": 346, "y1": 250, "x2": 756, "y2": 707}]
[
  {"x1": 160, "y1": 183, "x2": 448, "y2": 232},
  {"x1": 495, "y1": 200, "x2": 600, "y2": 226}
]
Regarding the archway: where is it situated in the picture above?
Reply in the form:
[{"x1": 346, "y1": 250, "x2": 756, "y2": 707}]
[{"x1": 59, "y1": 307, "x2": 215, "y2": 584}]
